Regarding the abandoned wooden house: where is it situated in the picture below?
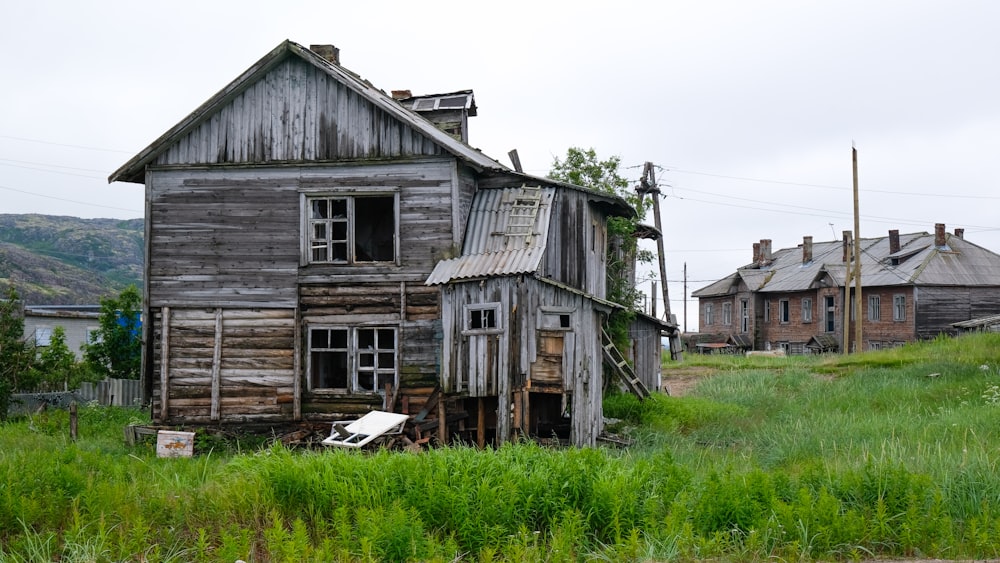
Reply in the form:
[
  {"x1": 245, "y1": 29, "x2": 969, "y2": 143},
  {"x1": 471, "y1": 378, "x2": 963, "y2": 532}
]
[
  {"x1": 108, "y1": 40, "x2": 670, "y2": 447},
  {"x1": 692, "y1": 225, "x2": 1000, "y2": 354}
]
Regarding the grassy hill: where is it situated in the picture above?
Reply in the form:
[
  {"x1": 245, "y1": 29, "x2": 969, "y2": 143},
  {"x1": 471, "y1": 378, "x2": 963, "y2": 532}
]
[{"x1": 0, "y1": 214, "x2": 143, "y2": 304}]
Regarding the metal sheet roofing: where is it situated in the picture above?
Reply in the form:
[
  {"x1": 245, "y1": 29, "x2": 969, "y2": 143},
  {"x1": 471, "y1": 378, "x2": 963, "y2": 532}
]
[
  {"x1": 695, "y1": 229, "x2": 1000, "y2": 296},
  {"x1": 426, "y1": 185, "x2": 555, "y2": 285}
]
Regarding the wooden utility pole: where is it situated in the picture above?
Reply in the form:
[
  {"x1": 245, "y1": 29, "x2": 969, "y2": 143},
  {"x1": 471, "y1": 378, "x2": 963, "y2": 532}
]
[
  {"x1": 640, "y1": 162, "x2": 671, "y2": 323},
  {"x1": 683, "y1": 262, "x2": 688, "y2": 333},
  {"x1": 852, "y1": 146, "x2": 863, "y2": 351}
]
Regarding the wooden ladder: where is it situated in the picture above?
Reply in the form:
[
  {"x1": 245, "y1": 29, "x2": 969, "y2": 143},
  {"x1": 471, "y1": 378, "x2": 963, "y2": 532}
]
[
  {"x1": 600, "y1": 328, "x2": 650, "y2": 400},
  {"x1": 504, "y1": 185, "x2": 542, "y2": 240}
]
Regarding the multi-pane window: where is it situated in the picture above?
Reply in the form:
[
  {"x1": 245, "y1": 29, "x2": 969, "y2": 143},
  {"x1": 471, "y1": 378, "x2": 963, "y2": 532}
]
[
  {"x1": 868, "y1": 295, "x2": 881, "y2": 321},
  {"x1": 705, "y1": 304, "x2": 714, "y2": 325},
  {"x1": 722, "y1": 302, "x2": 733, "y2": 326},
  {"x1": 893, "y1": 295, "x2": 906, "y2": 321},
  {"x1": 779, "y1": 299, "x2": 790, "y2": 323},
  {"x1": 34, "y1": 327, "x2": 52, "y2": 346},
  {"x1": 802, "y1": 298, "x2": 813, "y2": 323},
  {"x1": 309, "y1": 327, "x2": 397, "y2": 394},
  {"x1": 764, "y1": 300, "x2": 771, "y2": 323},
  {"x1": 740, "y1": 299, "x2": 750, "y2": 333},
  {"x1": 307, "y1": 194, "x2": 396, "y2": 264}
]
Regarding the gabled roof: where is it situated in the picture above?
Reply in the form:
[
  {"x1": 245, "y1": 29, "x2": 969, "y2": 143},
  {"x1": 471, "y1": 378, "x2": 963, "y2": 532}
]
[
  {"x1": 110, "y1": 40, "x2": 506, "y2": 184},
  {"x1": 694, "y1": 229, "x2": 1000, "y2": 297}
]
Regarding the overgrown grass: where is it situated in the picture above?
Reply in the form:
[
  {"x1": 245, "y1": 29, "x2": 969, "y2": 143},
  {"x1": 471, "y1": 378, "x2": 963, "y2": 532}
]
[{"x1": 2, "y1": 333, "x2": 1000, "y2": 561}]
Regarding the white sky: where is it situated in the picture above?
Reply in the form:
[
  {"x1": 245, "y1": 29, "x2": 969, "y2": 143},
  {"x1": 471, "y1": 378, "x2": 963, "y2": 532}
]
[{"x1": 2, "y1": 1, "x2": 998, "y2": 331}]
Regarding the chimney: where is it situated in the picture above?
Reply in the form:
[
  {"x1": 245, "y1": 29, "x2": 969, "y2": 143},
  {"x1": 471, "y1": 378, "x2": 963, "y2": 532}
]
[
  {"x1": 760, "y1": 239, "x2": 772, "y2": 263},
  {"x1": 955, "y1": 228, "x2": 965, "y2": 239},
  {"x1": 934, "y1": 223, "x2": 947, "y2": 248},
  {"x1": 842, "y1": 230, "x2": 852, "y2": 263},
  {"x1": 309, "y1": 44, "x2": 340, "y2": 65},
  {"x1": 802, "y1": 236, "x2": 813, "y2": 264},
  {"x1": 391, "y1": 90, "x2": 412, "y2": 100},
  {"x1": 888, "y1": 229, "x2": 900, "y2": 254},
  {"x1": 753, "y1": 242, "x2": 761, "y2": 264}
]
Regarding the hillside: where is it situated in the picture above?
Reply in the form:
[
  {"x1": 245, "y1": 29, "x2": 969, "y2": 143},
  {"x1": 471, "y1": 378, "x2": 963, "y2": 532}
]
[{"x1": 0, "y1": 214, "x2": 143, "y2": 304}]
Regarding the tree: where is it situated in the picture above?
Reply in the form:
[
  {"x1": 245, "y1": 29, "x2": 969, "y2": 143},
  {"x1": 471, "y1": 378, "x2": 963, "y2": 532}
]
[
  {"x1": 549, "y1": 148, "x2": 653, "y2": 348},
  {"x1": 0, "y1": 285, "x2": 34, "y2": 419},
  {"x1": 30, "y1": 326, "x2": 92, "y2": 391},
  {"x1": 84, "y1": 285, "x2": 142, "y2": 380}
]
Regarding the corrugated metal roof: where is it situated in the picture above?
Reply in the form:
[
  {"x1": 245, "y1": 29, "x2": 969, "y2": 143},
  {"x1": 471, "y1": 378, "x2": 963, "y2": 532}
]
[
  {"x1": 426, "y1": 185, "x2": 555, "y2": 285},
  {"x1": 696, "y1": 230, "x2": 1000, "y2": 296}
]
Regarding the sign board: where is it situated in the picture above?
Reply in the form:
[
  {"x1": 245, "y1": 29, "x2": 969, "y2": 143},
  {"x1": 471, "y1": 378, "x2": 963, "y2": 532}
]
[{"x1": 156, "y1": 430, "x2": 195, "y2": 457}]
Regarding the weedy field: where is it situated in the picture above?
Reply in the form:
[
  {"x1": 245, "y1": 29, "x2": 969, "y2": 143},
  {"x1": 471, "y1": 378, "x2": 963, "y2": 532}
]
[{"x1": 2, "y1": 333, "x2": 1000, "y2": 562}]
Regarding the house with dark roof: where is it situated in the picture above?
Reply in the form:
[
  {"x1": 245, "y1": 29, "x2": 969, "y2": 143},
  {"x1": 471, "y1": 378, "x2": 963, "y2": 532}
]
[
  {"x1": 108, "y1": 40, "x2": 671, "y2": 446},
  {"x1": 692, "y1": 225, "x2": 1000, "y2": 354}
]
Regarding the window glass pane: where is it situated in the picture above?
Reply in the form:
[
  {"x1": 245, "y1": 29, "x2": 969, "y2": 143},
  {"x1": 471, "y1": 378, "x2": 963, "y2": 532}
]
[
  {"x1": 358, "y1": 329, "x2": 375, "y2": 349},
  {"x1": 330, "y1": 199, "x2": 347, "y2": 217},
  {"x1": 311, "y1": 329, "x2": 329, "y2": 349},
  {"x1": 377, "y1": 329, "x2": 395, "y2": 347},
  {"x1": 331, "y1": 222, "x2": 347, "y2": 239},
  {"x1": 311, "y1": 351, "x2": 348, "y2": 389},
  {"x1": 378, "y1": 352, "x2": 394, "y2": 367},
  {"x1": 470, "y1": 310, "x2": 483, "y2": 329},
  {"x1": 330, "y1": 330, "x2": 348, "y2": 348},
  {"x1": 331, "y1": 242, "x2": 347, "y2": 262},
  {"x1": 311, "y1": 200, "x2": 328, "y2": 219},
  {"x1": 359, "y1": 353, "x2": 375, "y2": 368},
  {"x1": 357, "y1": 372, "x2": 375, "y2": 391},
  {"x1": 354, "y1": 196, "x2": 395, "y2": 261},
  {"x1": 313, "y1": 224, "x2": 326, "y2": 239}
]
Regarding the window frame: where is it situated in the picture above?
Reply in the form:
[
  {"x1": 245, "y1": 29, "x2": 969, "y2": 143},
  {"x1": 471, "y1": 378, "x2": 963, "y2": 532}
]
[
  {"x1": 763, "y1": 300, "x2": 771, "y2": 323},
  {"x1": 464, "y1": 302, "x2": 504, "y2": 335},
  {"x1": 868, "y1": 295, "x2": 881, "y2": 322},
  {"x1": 301, "y1": 190, "x2": 400, "y2": 266},
  {"x1": 538, "y1": 306, "x2": 574, "y2": 332},
  {"x1": 779, "y1": 299, "x2": 790, "y2": 324},
  {"x1": 893, "y1": 294, "x2": 906, "y2": 322},
  {"x1": 307, "y1": 325, "x2": 398, "y2": 395},
  {"x1": 704, "y1": 303, "x2": 714, "y2": 326},
  {"x1": 722, "y1": 302, "x2": 733, "y2": 326},
  {"x1": 34, "y1": 326, "x2": 53, "y2": 346},
  {"x1": 801, "y1": 298, "x2": 813, "y2": 323},
  {"x1": 740, "y1": 299, "x2": 750, "y2": 333}
]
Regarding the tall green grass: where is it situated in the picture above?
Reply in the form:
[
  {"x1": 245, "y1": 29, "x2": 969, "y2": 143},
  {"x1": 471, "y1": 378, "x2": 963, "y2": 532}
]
[{"x1": 2, "y1": 333, "x2": 999, "y2": 561}]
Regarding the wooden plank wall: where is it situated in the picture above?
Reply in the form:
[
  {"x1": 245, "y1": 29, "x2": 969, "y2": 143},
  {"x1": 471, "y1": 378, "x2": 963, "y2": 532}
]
[
  {"x1": 155, "y1": 57, "x2": 442, "y2": 166},
  {"x1": 540, "y1": 190, "x2": 607, "y2": 298},
  {"x1": 916, "y1": 286, "x2": 1000, "y2": 339},
  {"x1": 629, "y1": 317, "x2": 663, "y2": 393},
  {"x1": 153, "y1": 307, "x2": 296, "y2": 424}
]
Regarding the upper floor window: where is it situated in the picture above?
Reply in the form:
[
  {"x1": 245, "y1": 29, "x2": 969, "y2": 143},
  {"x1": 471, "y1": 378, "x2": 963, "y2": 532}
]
[
  {"x1": 802, "y1": 298, "x2": 813, "y2": 323},
  {"x1": 305, "y1": 193, "x2": 397, "y2": 264},
  {"x1": 704, "y1": 304, "x2": 714, "y2": 326},
  {"x1": 722, "y1": 302, "x2": 733, "y2": 326},
  {"x1": 763, "y1": 300, "x2": 771, "y2": 323},
  {"x1": 779, "y1": 299, "x2": 790, "y2": 324},
  {"x1": 868, "y1": 295, "x2": 881, "y2": 322},
  {"x1": 893, "y1": 295, "x2": 906, "y2": 321}
]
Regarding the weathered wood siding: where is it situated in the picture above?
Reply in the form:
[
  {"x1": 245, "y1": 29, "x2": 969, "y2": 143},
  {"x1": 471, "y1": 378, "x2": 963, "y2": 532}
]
[
  {"x1": 439, "y1": 276, "x2": 605, "y2": 447},
  {"x1": 152, "y1": 307, "x2": 296, "y2": 424},
  {"x1": 155, "y1": 57, "x2": 443, "y2": 167},
  {"x1": 628, "y1": 317, "x2": 663, "y2": 392},
  {"x1": 915, "y1": 285, "x2": 1000, "y2": 339},
  {"x1": 539, "y1": 190, "x2": 608, "y2": 298}
]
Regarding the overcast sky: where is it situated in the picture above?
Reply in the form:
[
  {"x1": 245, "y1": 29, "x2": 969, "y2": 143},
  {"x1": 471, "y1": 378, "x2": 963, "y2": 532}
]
[{"x1": 2, "y1": 1, "x2": 998, "y2": 331}]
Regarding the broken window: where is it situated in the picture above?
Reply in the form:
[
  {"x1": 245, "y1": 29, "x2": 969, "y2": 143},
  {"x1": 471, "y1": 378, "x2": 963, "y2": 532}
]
[
  {"x1": 464, "y1": 303, "x2": 502, "y2": 334},
  {"x1": 538, "y1": 307, "x2": 574, "y2": 331},
  {"x1": 779, "y1": 299, "x2": 790, "y2": 324},
  {"x1": 306, "y1": 194, "x2": 396, "y2": 264},
  {"x1": 893, "y1": 294, "x2": 906, "y2": 321},
  {"x1": 309, "y1": 326, "x2": 397, "y2": 394}
]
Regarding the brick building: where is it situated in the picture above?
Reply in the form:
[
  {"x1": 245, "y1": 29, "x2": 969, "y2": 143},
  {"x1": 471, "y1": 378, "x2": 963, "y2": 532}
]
[{"x1": 692, "y1": 224, "x2": 1000, "y2": 354}]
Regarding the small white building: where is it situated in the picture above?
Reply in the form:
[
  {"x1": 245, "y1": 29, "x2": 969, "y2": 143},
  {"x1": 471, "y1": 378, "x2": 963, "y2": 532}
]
[{"x1": 22, "y1": 305, "x2": 100, "y2": 359}]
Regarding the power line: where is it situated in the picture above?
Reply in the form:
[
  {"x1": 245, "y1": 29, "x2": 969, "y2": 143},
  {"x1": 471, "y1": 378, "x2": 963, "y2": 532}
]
[
  {"x1": 0, "y1": 134, "x2": 132, "y2": 154},
  {"x1": 0, "y1": 183, "x2": 142, "y2": 214}
]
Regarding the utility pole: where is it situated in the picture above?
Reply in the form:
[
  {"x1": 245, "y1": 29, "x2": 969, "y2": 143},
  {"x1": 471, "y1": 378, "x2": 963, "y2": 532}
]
[
  {"x1": 637, "y1": 161, "x2": 681, "y2": 360},
  {"x1": 683, "y1": 262, "x2": 688, "y2": 333},
  {"x1": 852, "y1": 145, "x2": 863, "y2": 351}
]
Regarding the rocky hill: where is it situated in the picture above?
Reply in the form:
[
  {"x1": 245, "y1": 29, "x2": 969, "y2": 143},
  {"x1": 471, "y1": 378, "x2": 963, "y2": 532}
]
[{"x1": 0, "y1": 214, "x2": 143, "y2": 304}]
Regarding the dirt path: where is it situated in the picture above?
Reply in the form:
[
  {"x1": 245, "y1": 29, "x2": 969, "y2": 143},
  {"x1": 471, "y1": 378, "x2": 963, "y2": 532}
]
[{"x1": 660, "y1": 365, "x2": 718, "y2": 396}]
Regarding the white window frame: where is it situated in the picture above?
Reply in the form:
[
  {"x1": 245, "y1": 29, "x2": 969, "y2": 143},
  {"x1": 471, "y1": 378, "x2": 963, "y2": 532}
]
[
  {"x1": 802, "y1": 298, "x2": 813, "y2": 323},
  {"x1": 34, "y1": 326, "x2": 53, "y2": 346},
  {"x1": 893, "y1": 294, "x2": 906, "y2": 321},
  {"x1": 764, "y1": 300, "x2": 771, "y2": 323},
  {"x1": 307, "y1": 325, "x2": 398, "y2": 395},
  {"x1": 301, "y1": 190, "x2": 400, "y2": 265},
  {"x1": 722, "y1": 302, "x2": 733, "y2": 326},
  {"x1": 868, "y1": 295, "x2": 881, "y2": 322},
  {"x1": 464, "y1": 303, "x2": 503, "y2": 335},
  {"x1": 779, "y1": 299, "x2": 790, "y2": 324},
  {"x1": 740, "y1": 299, "x2": 750, "y2": 333},
  {"x1": 704, "y1": 303, "x2": 714, "y2": 326}
]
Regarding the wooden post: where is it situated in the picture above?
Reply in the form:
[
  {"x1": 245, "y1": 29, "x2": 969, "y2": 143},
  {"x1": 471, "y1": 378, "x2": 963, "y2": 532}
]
[
  {"x1": 437, "y1": 395, "x2": 447, "y2": 444},
  {"x1": 852, "y1": 146, "x2": 863, "y2": 351},
  {"x1": 69, "y1": 401, "x2": 78, "y2": 441},
  {"x1": 160, "y1": 306, "x2": 170, "y2": 421},
  {"x1": 210, "y1": 307, "x2": 223, "y2": 421}
]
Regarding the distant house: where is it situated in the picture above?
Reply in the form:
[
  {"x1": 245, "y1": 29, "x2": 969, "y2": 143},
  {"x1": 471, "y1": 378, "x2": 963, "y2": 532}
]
[
  {"x1": 108, "y1": 40, "x2": 671, "y2": 446},
  {"x1": 22, "y1": 305, "x2": 100, "y2": 359},
  {"x1": 692, "y1": 225, "x2": 1000, "y2": 354}
]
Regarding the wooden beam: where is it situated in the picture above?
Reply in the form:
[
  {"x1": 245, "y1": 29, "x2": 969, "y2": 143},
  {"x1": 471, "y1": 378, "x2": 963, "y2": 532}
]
[
  {"x1": 210, "y1": 307, "x2": 223, "y2": 421},
  {"x1": 437, "y1": 394, "x2": 447, "y2": 444},
  {"x1": 293, "y1": 307, "x2": 301, "y2": 421},
  {"x1": 160, "y1": 306, "x2": 171, "y2": 422},
  {"x1": 477, "y1": 397, "x2": 485, "y2": 449}
]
